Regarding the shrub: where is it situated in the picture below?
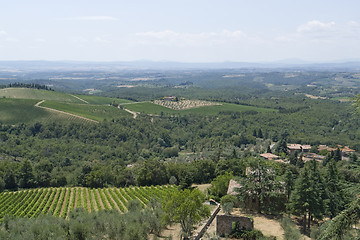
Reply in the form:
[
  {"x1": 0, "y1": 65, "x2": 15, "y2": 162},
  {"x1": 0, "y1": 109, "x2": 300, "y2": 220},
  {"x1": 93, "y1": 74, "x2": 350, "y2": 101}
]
[{"x1": 280, "y1": 217, "x2": 302, "y2": 240}]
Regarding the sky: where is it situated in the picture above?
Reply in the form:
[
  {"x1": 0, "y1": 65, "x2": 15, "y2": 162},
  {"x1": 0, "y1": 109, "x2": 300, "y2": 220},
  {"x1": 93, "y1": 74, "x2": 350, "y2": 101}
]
[{"x1": 0, "y1": 0, "x2": 360, "y2": 62}]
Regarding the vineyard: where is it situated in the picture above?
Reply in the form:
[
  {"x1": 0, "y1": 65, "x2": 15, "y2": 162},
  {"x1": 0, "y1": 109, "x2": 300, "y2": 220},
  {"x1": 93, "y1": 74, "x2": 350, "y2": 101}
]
[
  {"x1": 153, "y1": 99, "x2": 221, "y2": 110},
  {"x1": 0, "y1": 185, "x2": 176, "y2": 221}
]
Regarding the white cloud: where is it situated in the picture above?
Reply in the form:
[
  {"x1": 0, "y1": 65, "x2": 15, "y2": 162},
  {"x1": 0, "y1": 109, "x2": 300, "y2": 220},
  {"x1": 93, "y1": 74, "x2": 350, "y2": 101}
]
[
  {"x1": 134, "y1": 29, "x2": 260, "y2": 47},
  {"x1": 297, "y1": 20, "x2": 336, "y2": 33},
  {"x1": 0, "y1": 30, "x2": 7, "y2": 35},
  {"x1": 59, "y1": 16, "x2": 118, "y2": 21},
  {"x1": 276, "y1": 20, "x2": 344, "y2": 43}
]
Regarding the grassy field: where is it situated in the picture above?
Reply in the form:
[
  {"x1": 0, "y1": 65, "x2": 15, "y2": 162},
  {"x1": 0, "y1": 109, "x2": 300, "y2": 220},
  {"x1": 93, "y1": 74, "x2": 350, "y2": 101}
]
[
  {"x1": 74, "y1": 94, "x2": 134, "y2": 105},
  {"x1": 0, "y1": 88, "x2": 83, "y2": 103},
  {"x1": 0, "y1": 186, "x2": 176, "y2": 221},
  {"x1": 0, "y1": 99, "x2": 90, "y2": 124},
  {"x1": 41, "y1": 101, "x2": 131, "y2": 121},
  {"x1": 124, "y1": 102, "x2": 275, "y2": 116},
  {"x1": 0, "y1": 88, "x2": 133, "y2": 105}
]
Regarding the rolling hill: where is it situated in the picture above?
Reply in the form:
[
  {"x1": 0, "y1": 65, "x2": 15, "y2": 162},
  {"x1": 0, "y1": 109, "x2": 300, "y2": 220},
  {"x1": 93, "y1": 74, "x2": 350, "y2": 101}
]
[
  {"x1": 0, "y1": 88, "x2": 133, "y2": 124},
  {"x1": 0, "y1": 87, "x2": 276, "y2": 124}
]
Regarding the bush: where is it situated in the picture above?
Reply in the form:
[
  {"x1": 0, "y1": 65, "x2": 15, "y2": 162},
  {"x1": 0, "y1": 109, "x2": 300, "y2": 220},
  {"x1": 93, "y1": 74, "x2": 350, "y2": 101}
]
[
  {"x1": 280, "y1": 217, "x2": 302, "y2": 240},
  {"x1": 220, "y1": 195, "x2": 238, "y2": 206},
  {"x1": 230, "y1": 223, "x2": 266, "y2": 240},
  {"x1": 208, "y1": 172, "x2": 233, "y2": 201},
  {"x1": 220, "y1": 195, "x2": 238, "y2": 215},
  {"x1": 222, "y1": 202, "x2": 234, "y2": 215}
]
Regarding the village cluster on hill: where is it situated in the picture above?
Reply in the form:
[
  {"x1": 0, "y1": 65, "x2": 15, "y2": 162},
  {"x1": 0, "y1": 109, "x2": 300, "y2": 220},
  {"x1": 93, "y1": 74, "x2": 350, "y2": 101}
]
[{"x1": 260, "y1": 144, "x2": 356, "y2": 163}]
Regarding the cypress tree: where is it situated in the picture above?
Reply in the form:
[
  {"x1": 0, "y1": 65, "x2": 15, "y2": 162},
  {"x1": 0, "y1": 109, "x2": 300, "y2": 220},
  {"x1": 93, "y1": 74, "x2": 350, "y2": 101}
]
[
  {"x1": 325, "y1": 159, "x2": 344, "y2": 219},
  {"x1": 290, "y1": 160, "x2": 326, "y2": 232}
]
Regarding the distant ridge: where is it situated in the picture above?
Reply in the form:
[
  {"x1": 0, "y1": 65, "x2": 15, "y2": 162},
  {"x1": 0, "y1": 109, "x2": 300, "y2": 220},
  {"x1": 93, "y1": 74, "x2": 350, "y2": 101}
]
[{"x1": 0, "y1": 60, "x2": 360, "y2": 71}]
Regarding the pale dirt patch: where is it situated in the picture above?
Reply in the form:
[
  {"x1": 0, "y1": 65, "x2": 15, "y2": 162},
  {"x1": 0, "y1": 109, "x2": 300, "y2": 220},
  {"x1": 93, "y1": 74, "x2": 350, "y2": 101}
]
[
  {"x1": 204, "y1": 209, "x2": 310, "y2": 240},
  {"x1": 150, "y1": 223, "x2": 182, "y2": 240},
  {"x1": 202, "y1": 208, "x2": 283, "y2": 239}
]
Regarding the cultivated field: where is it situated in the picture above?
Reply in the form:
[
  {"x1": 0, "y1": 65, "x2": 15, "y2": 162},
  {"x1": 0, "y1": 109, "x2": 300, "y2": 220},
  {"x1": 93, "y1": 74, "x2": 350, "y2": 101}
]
[
  {"x1": 0, "y1": 88, "x2": 84, "y2": 103},
  {"x1": 0, "y1": 185, "x2": 176, "y2": 221},
  {"x1": 0, "y1": 99, "x2": 86, "y2": 124},
  {"x1": 153, "y1": 100, "x2": 221, "y2": 110},
  {"x1": 125, "y1": 101, "x2": 274, "y2": 116},
  {"x1": 73, "y1": 94, "x2": 133, "y2": 105},
  {"x1": 39, "y1": 101, "x2": 131, "y2": 121}
]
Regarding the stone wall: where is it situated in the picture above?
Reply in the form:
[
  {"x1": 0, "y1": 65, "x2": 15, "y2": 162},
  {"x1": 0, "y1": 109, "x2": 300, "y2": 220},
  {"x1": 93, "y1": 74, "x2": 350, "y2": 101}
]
[
  {"x1": 216, "y1": 215, "x2": 253, "y2": 236},
  {"x1": 193, "y1": 204, "x2": 221, "y2": 240}
]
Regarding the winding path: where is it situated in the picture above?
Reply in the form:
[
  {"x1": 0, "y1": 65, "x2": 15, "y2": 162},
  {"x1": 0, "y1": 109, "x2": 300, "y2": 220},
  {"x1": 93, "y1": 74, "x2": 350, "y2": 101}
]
[
  {"x1": 70, "y1": 95, "x2": 89, "y2": 104},
  {"x1": 123, "y1": 108, "x2": 139, "y2": 119},
  {"x1": 35, "y1": 100, "x2": 99, "y2": 123}
]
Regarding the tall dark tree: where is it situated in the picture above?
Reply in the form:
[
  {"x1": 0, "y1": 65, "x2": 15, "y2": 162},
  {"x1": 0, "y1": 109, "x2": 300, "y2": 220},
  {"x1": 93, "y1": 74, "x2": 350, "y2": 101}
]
[
  {"x1": 236, "y1": 160, "x2": 285, "y2": 214},
  {"x1": 325, "y1": 159, "x2": 345, "y2": 219},
  {"x1": 137, "y1": 159, "x2": 168, "y2": 186},
  {"x1": 333, "y1": 148, "x2": 342, "y2": 162},
  {"x1": 289, "y1": 151, "x2": 298, "y2": 165},
  {"x1": 253, "y1": 129, "x2": 257, "y2": 137},
  {"x1": 275, "y1": 138, "x2": 288, "y2": 154},
  {"x1": 290, "y1": 160, "x2": 326, "y2": 232},
  {"x1": 318, "y1": 198, "x2": 360, "y2": 240},
  {"x1": 284, "y1": 169, "x2": 295, "y2": 201},
  {"x1": 4, "y1": 170, "x2": 17, "y2": 190},
  {"x1": 18, "y1": 160, "x2": 36, "y2": 188}
]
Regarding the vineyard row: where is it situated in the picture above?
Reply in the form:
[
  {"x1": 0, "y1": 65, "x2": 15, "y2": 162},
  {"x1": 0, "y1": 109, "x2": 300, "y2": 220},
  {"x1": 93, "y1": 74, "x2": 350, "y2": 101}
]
[{"x1": 0, "y1": 185, "x2": 176, "y2": 221}]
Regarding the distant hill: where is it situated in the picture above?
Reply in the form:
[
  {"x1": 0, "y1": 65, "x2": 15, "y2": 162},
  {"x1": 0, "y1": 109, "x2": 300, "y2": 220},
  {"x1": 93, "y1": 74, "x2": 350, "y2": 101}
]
[
  {"x1": 0, "y1": 88, "x2": 132, "y2": 124},
  {"x1": 0, "y1": 88, "x2": 84, "y2": 103},
  {"x1": 0, "y1": 60, "x2": 360, "y2": 71}
]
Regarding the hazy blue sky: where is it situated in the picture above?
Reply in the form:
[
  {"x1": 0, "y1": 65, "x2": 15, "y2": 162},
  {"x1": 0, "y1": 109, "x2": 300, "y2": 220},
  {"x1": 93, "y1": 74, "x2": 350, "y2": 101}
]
[{"x1": 1, "y1": 0, "x2": 359, "y2": 62}]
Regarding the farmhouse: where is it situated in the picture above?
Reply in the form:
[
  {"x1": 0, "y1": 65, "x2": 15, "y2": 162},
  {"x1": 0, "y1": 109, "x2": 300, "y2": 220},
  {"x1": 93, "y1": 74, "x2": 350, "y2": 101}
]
[
  {"x1": 163, "y1": 96, "x2": 177, "y2": 101},
  {"x1": 302, "y1": 153, "x2": 325, "y2": 162},
  {"x1": 260, "y1": 153, "x2": 280, "y2": 160},
  {"x1": 318, "y1": 145, "x2": 356, "y2": 157},
  {"x1": 287, "y1": 144, "x2": 311, "y2": 154},
  {"x1": 318, "y1": 145, "x2": 337, "y2": 152},
  {"x1": 341, "y1": 146, "x2": 355, "y2": 157}
]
